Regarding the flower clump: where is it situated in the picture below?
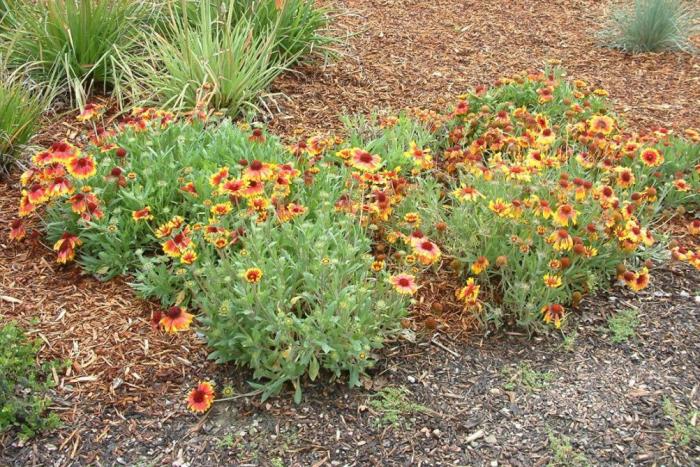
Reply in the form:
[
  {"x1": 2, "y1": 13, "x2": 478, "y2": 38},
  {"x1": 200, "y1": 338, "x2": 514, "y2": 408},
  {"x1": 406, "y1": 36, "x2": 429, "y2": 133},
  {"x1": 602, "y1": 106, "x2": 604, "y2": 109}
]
[{"x1": 8, "y1": 68, "x2": 700, "y2": 402}]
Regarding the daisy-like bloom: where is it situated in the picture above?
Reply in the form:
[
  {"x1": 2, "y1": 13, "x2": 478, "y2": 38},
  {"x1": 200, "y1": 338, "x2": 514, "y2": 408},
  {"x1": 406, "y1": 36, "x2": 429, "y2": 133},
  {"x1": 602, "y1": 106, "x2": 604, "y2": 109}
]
[
  {"x1": 66, "y1": 155, "x2": 97, "y2": 179},
  {"x1": 403, "y1": 212, "x2": 421, "y2": 226},
  {"x1": 19, "y1": 195, "x2": 36, "y2": 217},
  {"x1": 50, "y1": 141, "x2": 79, "y2": 162},
  {"x1": 243, "y1": 267, "x2": 263, "y2": 284},
  {"x1": 688, "y1": 219, "x2": 700, "y2": 236},
  {"x1": 371, "y1": 260, "x2": 384, "y2": 272},
  {"x1": 488, "y1": 198, "x2": 511, "y2": 217},
  {"x1": 673, "y1": 179, "x2": 690, "y2": 192},
  {"x1": 132, "y1": 206, "x2": 153, "y2": 221},
  {"x1": 543, "y1": 273, "x2": 562, "y2": 288},
  {"x1": 414, "y1": 240, "x2": 441, "y2": 265},
  {"x1": 639, "y1": 148, "x2": 663, "y2": 167},
  {"x1": 32, "y1": 150, "x2": 55, "y2": 166},
  {"x1": 244, "y1": 160, "x2": 274, "y2": 180},
  {"x1": 389, "y1": 273, "x2": 418, "y2": 295},
  {"x1": 553, "y1": 203, "x2": 578, "y2": 227},
  {"x1": 76, "y1": 103, "x2": 105, "y2": 122},
  {"x1": 624, "y1": 267, "x2": 650, "y2": 292},
  {"x1": 47, "y1": 177, "x2": 74, "y2": 198},
  {"x1": 187, "y1": 381, "x2": 215, "y2": 413},
  {"x1": 160, "y1": 306, "x2": 194, "y2": 333},
  {"x1": 53, "y1": 232, "x2": 82, "y2": 264},
  {"x1": 162, "y1": 230, "x2": 192, "y2": 257},
  {"x1": 541, "y1": 304, "x2": 565, "y2": 328},
  {"x1": 456, "y1": 277, "x2": 480, "y2": 303},
  {"x1": 588, "y1": 115, "x2": 615, "y2": 135},
  {"x1": 243, "y1": 179, "x2": 265, "y2": 198},
  {"x1": 471, "y1": 256, "x2": 489, "y2": 274},
  {"x1": 210, "y1": 202, "x2": 233, "y2": 216},
  {"x1": 453, "y1": 185, "x2": 483, "y2": 202},
  {"x1": 349, "y1": 148, "x2": 382, "y2": 172},
  {"x1": 531, "y1": 198, "x2": 552, "y2": 219},
  {"x1": 548, "y1": 229, "x2": 573, "y2": 251},
  {"x1": 249, "y1": 128, "x2": 266, "y2": 143},
  {"x1": 9, "y1": 219, "x2": 26, "y2": 241},
  {"x1": 403, "y1": 141, "x2": 432, "y2": 168},
  {"x1": 180, "y1": 182, "x2": 198, "y2": 196},
  {"x1": 209, "y1": 167, "x2": 229, "y2": 187},
  {"x1": 26, "y1": 183, "x2": 49, "y2": 205},
  {"x1": 537, "y1": 127, "x2": 556, "y2": 147},
  {"x1": 615, "y1": 167, "x2": 635, "y2": 188},
  {"x1": 180, "y1": 249, "x2": 198, "y2": 265},
  {"x1": 537, "y1": 86, "x2": 554, "y2": 104}
]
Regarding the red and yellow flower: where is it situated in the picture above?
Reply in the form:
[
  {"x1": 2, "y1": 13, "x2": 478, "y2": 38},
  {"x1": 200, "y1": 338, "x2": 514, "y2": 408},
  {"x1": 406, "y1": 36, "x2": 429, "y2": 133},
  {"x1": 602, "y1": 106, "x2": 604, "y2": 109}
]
[
  {"x1": 389, "y1": 273, "x2": 418, "y2": 295},
  {"x1": 132, "y1": 206, "x2": 153, "y2": 221},
  {"x1": 53, "y1": 232, "x2": 82, "y2": 264},
  {"x1": 471, "y1": 256, "x2": 489, "y2": 274},
  {"x1": 187, "y1": 381, "x2": 215, "y2": 413},
  {"x1": 548, "y1": 229, "x2": 573, "y2": 251},
  {"x1": 541, "y1": 304, "x2": 565, "y2": 328},
  {"x1": 348, "y1": 148, "x2": 382, "y2": 172},
  {"x1": 413, "y1": 240, "x2": 441, "y2": 265},
  {"x1": 243, "y1": 267, "x2": 263, "y2": 284},
  {"x1": 553, "y1": 203, "x2": 578, "y2": 227},
  {"x1": 66, "y1": 155, "x2": 97, "y2": 179},
  {"x1": 160, "y1": 306, "x2": 194, "y2": 333},
  {"x1": 639, "y1": 148, "x2": 663, "y2": 167}
]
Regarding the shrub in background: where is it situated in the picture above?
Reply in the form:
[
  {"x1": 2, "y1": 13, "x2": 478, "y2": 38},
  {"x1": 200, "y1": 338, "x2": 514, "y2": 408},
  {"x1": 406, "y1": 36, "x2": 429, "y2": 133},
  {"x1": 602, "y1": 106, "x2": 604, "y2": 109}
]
[
  {"x1": 138, "y1": 0, "x2": 329, "y2": 116},
  {"x1": 600, "y1": 0, "x2": 699, "y2": 53},
  {"x1": 0, "y1": 0, "x2": 146, "y2": 106},
  {"x1": 0, "y1": 53, "x2": 49, "y2": 170},
  {"x1": 0, "y1": 323, "x2": 62, "y2": 441}
]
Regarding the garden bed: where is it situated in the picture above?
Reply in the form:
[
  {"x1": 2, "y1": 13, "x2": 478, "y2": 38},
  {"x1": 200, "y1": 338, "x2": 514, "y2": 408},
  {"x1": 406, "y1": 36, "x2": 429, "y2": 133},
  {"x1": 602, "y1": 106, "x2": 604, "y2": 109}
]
[{"x1": 1, "y1": 0, "x2": 700, "y2": 465}]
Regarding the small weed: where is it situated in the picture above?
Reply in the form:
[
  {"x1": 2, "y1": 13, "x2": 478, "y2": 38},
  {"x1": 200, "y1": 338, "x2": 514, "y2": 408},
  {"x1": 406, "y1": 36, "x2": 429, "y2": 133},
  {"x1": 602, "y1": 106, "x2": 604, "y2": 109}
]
[
  {"x1": 217, "y1": 432, "x2": 237, "y2": 450},
  {"x1": 270, "y1": 458, "x2": 285, "y2": 467},
  {"x1": 607, "y1": 309, "x2": 639, "y2": 344},
  {"x1": 560, "y1": 330, "x2": 577, "y2": 352},
  {"x1": 663, "y1": 398, "x2": 700, "y2": 446},
  {"x1": 502, "y1": 363, "x2": 554, "y2": 392},
  {"x1": 369, "y1": 386, "x2": 428, "y2": 427},
  {"x1": 547, "y1": 432, "x2": 589, "y2": 467}
]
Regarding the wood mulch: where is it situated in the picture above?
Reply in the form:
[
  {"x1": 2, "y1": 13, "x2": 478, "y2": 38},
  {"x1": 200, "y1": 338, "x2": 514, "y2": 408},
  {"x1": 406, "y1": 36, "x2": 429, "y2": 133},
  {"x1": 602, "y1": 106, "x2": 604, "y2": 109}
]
[{"x1": 1, "y1": 0, "x2": 699, "y2": 465}]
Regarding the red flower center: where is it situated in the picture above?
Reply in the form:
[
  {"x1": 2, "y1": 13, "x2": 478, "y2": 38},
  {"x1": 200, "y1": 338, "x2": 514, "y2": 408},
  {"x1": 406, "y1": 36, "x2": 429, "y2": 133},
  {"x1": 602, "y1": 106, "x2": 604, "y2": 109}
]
[
  {"x1": 250, "y1": 160, "x2": 263, "y2": 170},
  {"x1": 167, "y1": 306, "x2": 182, "y2": 319},
  {"x1": 398, "y1": 278, "x2": 410, "y2": 287},
  {"x1": 359, "y1": 152, "x2": 373, "y2": 163},
  {"x1": 192, "y1": 390, "x2": 205, "y2": 403}
]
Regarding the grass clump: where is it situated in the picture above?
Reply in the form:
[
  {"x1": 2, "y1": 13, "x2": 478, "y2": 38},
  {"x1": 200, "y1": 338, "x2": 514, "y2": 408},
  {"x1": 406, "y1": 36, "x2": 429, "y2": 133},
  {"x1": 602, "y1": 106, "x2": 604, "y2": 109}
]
[
  {"x1": 607, "y1": 309, "x2": 639, "y2": 343},
  {"x1": 600, "y1": 0, "x2": 699, "y2": 53},
  {"x1": 0, "y1": 51, "x2": 49, "y2": 170},
  {"x1": 1, "y1": 0, "x2": 146, "y2": 106},
  {"x1": 138, "y1": 0, "x2": 329, "y2": 116},
  {"x1": 0, "y1": 323, "x2": 62, "y2": 441}
]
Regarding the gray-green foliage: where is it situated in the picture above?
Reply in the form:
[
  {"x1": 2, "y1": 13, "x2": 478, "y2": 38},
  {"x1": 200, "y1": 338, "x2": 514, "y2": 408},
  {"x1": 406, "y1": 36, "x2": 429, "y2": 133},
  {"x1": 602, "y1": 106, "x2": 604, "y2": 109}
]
[{"x1": 600, "y1": 0, "x2": 699, "y2": 53}]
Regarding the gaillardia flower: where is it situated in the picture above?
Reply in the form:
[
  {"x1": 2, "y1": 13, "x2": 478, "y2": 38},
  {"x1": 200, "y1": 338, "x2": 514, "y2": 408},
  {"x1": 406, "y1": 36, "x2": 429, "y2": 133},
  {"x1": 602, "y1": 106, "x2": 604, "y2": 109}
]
[
  {"x1": 187, "y1": 381, "x2": 215, "y2": 413},
  {"x1": 243, "y1": 267, "x2": 263, "y2": 283},
  {"x1": 66, "y1": 155, "x2": 97, "y2": 179},
  {"x1": 132, "y1": 206, "x2": 153, "y2": 221},
  {"x1": 389, "y1": 273, "x2": 418, "y2": 295},
  {"x1": 160, "y1": 306, "x2": 194, "y2": 333},
  {"x1": 53, "y1": 232, "x2": 82, "y2": 264},
  {"x1": 541, "y1": 304, "x2": 565, "y2": 328}
]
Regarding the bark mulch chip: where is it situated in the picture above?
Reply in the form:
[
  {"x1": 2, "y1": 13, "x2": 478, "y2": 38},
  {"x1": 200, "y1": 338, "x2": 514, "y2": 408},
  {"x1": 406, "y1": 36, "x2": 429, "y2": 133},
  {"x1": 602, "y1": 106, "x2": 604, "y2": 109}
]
[{"x1": 2, "y1": 0, "x2": 700, "y2": 464}]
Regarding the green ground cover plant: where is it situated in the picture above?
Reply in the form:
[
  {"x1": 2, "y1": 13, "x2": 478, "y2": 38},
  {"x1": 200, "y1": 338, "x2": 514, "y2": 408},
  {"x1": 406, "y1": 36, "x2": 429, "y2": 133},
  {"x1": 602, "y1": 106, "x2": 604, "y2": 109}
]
[{"x1": 0, "y1": 323, "x2": 62, "y2": 441}]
